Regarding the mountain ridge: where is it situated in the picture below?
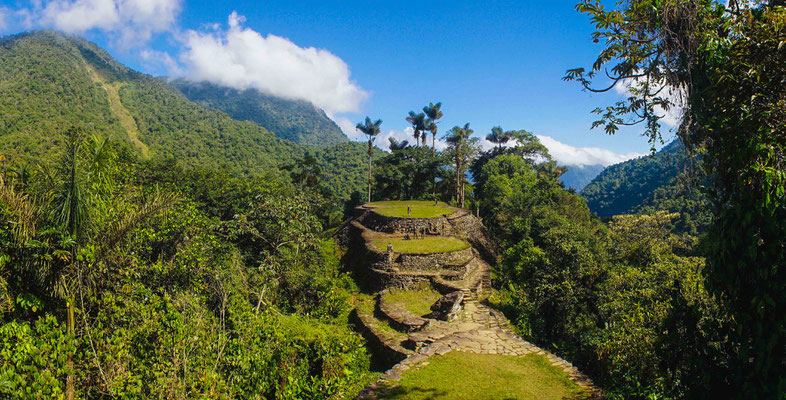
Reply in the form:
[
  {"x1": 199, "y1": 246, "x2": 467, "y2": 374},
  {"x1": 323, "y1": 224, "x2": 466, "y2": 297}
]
[
  {"x1": 0, "y1": 30, "x2": 367, "y2": 199},
  {"x1": 169, "y1": 79, "x2": 349, "y2": 148}
]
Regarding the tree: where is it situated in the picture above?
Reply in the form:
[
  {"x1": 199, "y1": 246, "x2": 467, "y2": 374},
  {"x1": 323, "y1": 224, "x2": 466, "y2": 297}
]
[
  {"x1": 486, "y1": 126, "x2": 511, "y2": 150},
  {"x1": 388, "y1": 137, "x2": 410, "y2": 151},
  {"x1": 566, "y1": 1, "x2": 786, "y2": 396},
  {"x1": 423, "y1": 102, "x2": 443, "y2": 150},
  {"x1": 406, "y1": 111, "x2": 427, "y2": 147},
  {"x1": 355, "y1": 117, "x2": 382, "y2": 202},
  {"x1": 424, "y1": 102, "x2": 444, "y2": 199},
  {"x1": 444, "y1": 123, "x2": 479, "y2": 207}
]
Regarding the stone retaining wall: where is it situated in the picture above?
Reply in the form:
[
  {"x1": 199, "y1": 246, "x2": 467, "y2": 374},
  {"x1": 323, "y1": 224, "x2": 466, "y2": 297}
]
[
  {"x1": 361, "y1": 208, "x2": 457, "y2": 235},
  {"x1": 350, "y1": 308, "x2": 410, "y2": 370},
  {"x1": 395, "y1": 247, "x2": 474, "y2": 271}
]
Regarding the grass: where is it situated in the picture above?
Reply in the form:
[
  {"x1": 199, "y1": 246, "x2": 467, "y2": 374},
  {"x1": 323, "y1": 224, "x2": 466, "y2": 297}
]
[
  {"x1": 371, "y1": 236, "x2": 470, "y2": 254},
  {"x1": 375, "y1": 206, "x2": 454, "y2": 219},
  {"x1": 367, "y1": 200, "x2": 455, "y2": 218},
  {"x1": 377, "y1": 352, "x2": 589, "y2": 400},
  {"x1": 384, "y1": 284, "x2": 443, "y2": 317},
  {"x1": 368, "y1": 200, "x2": 450, "y2": 207}
]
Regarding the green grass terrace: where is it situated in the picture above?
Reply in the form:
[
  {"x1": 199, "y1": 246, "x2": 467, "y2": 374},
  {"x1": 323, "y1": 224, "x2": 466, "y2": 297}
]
[
  {"x1": 375, "y1": 351, "x2": 589, "y2": 400},
  {"x1": 383, "y1": 283, "x2": 444, "y2": 317},
  {"x1": 367, "y1": 200, "x2": 455, "y2": 219},
  {"x1": 370, "y1": 236, "x2": 470, "y2": 254}
]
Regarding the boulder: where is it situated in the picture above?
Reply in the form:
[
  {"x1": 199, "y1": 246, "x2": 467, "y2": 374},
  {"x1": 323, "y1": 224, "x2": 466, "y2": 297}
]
[{"x1": 429, "y1": 291, "x2": 464, "y2": 321}]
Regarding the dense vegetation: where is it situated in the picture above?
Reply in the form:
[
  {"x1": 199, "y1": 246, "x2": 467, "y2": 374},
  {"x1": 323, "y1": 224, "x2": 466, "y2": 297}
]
[
  {"x1": 581, "y1": 140, "x2": 687, "y2": 217},
  {"x1": 0, "y1": 31, "x2": 369, "y2": 200},
  {"x1": 2, "y1": 1, "x2": 785, "y2": 396},
  {"x1": 566, "y1": 0, "x2": 786, "y2": 397},
  {"x1": 363, "y1": 119, "x2": 724, "y2": 398},
  {"x1": 0, "y1": 129, "x2": 375, "y2": 398},
  {"x1": 170, "y1": 80, "x2": 348, "y2": 148},
  {"x1": 581, "y1": 140, "x2": 711, "y2": 234}
]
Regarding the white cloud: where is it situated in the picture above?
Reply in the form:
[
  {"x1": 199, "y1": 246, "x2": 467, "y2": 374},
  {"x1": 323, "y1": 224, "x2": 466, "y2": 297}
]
[
  {"x1": 537, "y1": 135, "x2": 645, "y2": 167},
  {"x1": 374, "y1": 127, "x2": 415, "y2": 151},
  {"x1": 328, "y1": 114, "x2": 362, "y2": 140},
  {"x1": 367, "y1": 127, "x2": 447, "y2": 152},
  {"x1": 0, "y1": 9, "x2": 6, "y2": 31},
  {"x1": 140, "y1": 49, "x2": 183, "y2": 76},
  {"x1": 11, "y1": 0, "x2": 181, "y2": 45},
  {"x1": 179, "y1": 11, "x2": 368, "y2": 115}
]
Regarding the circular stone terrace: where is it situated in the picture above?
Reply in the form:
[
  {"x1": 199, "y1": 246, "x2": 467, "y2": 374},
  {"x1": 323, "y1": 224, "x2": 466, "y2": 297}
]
[
  {"x1": 365, "y1": 200, "x2": 457, "y2": 219},
  {"x1": 368, "y1": 236, "x2": 470, "y2": 254}
]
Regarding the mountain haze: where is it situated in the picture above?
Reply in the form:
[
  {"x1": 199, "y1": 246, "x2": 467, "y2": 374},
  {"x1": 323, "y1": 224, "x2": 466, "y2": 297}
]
[{"x1": 559, "y1": 164, "x2": 605, "y2": 191}]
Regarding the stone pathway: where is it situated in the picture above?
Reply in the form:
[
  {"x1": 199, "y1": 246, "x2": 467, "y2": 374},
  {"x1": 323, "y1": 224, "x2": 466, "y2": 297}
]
[{"x1": 357, "y1": 300, "x2": 602, "y2": 399}]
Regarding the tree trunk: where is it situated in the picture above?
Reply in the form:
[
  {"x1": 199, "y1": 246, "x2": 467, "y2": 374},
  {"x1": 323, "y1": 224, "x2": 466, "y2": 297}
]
[
  {"x1": 66, "y1": 299, "x2": 75, "y2": 400},
  {"x1": 367, "y1": 143, "x2": 373, "y2": 203},
  {"x1": 455, "y1": 158, "x2": 460, "y2": 206}
]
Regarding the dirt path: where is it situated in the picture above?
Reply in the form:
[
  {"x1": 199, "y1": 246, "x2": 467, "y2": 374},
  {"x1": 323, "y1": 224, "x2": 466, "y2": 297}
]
[{"x1": 85, "y1": 63, "x2": 150, "y2": 158}]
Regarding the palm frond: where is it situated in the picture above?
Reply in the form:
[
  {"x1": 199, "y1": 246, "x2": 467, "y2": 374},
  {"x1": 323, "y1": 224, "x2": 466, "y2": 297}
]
[
  {"x1": 0, "y1": 176, "x2": 38, "y2": 243},
  {"x1": 95, "y1": 191, "x2": 178, "y2": 263}
]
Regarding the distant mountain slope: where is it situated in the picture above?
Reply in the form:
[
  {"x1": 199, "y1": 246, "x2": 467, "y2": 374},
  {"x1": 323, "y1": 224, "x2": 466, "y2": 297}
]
[
  {"x1": 0, "y1": 31, "x2": 294, "y2": 171},
  {"x1": 0, "y1": 31, "x2": 367, "y2": 199},
  {"x1": 559, "y1": 164, "x2": 605, "y2": 191},
  {"x1": 580, "y1": 140, "x2": 688, "y2": 217},
  {"x1": 170, "y1": 80, "x2": 348, "y2": 148}
]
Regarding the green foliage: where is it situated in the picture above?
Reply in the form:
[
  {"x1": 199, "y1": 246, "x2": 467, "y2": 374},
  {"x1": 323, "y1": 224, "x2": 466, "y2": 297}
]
[
  {"x1": 0, "y1": 131, "x2": 375, "y2": 398},
  {"x1": 0, "y1": 315, "x2": 74, "y2": 399},
  {"x1": 372, "y1": 145, "x2": 448, "y2": 202},
  {"x1": 170, "y1": 80, "x2": 348, "y2": 148},
  {"x1": 479, "y1": 151, "x2": 727, "y2": 399},
  {"x1": 569, "y1": 1, "x2": 786, "y2": 396}
]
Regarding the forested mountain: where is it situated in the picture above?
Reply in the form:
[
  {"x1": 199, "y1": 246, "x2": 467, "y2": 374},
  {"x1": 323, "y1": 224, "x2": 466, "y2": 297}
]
[
  {"x1": 559, "y1": 164, "x2": 605, "y2": 191},
  {"x1": 170, "y1": 80, "x2": 348, "y2": 148},
  {"x1": 0, "y1": 31, "x2": 366, "y2": 199},
  {"x1": 580, "y1": 140, "x2": 687, "y2": 216},
  {"x1": 579, "y1": 139, "x2": 711, "y2": 234}
]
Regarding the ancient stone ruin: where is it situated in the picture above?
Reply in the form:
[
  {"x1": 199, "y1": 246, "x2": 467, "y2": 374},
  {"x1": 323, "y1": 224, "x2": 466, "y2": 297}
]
[{"x1": 337, "y1": 202, "x2": 601, "y2": 399}]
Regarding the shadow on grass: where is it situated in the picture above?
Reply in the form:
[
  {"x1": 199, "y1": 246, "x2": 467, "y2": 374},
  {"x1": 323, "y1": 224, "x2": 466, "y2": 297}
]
[{"x1": 374, "y1": 384, "x2": 448, "y2": 400}]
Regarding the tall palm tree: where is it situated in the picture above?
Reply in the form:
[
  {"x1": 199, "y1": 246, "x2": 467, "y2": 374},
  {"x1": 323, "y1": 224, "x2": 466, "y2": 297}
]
[
  {"x1": 356, "y1": 117, "x2": 383, "y2": 202},
  {"x1": 444, "y1": 123, "x2": 479, "y2": 208},
  {"x1": 406, "y1": 111, "x2": 427, "y2": 147},
  {"x1": 423, "y1": 102, "x2": 443, "y2": 151},
  {"x1": 486, "y1": 126, "x2": 512, "y2": 150}
]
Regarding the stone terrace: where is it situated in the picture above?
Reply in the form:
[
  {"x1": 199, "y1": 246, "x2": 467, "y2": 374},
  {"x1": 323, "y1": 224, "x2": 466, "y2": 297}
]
[{"x1": 338, "y1": 202, "x2": 602, "y2": 399}]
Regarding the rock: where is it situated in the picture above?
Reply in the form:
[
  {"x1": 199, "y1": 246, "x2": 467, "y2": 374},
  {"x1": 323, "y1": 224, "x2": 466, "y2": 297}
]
[{"x1": 429, "y1": 291, "x2": 464, "y2": 321}]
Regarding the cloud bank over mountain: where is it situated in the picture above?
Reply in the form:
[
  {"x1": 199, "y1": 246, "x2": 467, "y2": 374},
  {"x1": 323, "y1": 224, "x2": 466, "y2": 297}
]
[
  {"x1": 179, "y1": 12, "x2": 367, "y2": 115},
  {"x1": 4, "y1": 1, "x2": 367, "y2": 125},
  {"x1": 537, "y1": 135, "x2": 644, "y2": 167},
  {"x1": 12, "y1": 0, "x2": 182, "y2": 44}
]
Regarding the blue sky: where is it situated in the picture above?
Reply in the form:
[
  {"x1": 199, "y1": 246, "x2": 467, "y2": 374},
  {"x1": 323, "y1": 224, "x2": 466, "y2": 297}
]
[{"x1": 0, "y1": 0, "x2": 679, "y2": 165}]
